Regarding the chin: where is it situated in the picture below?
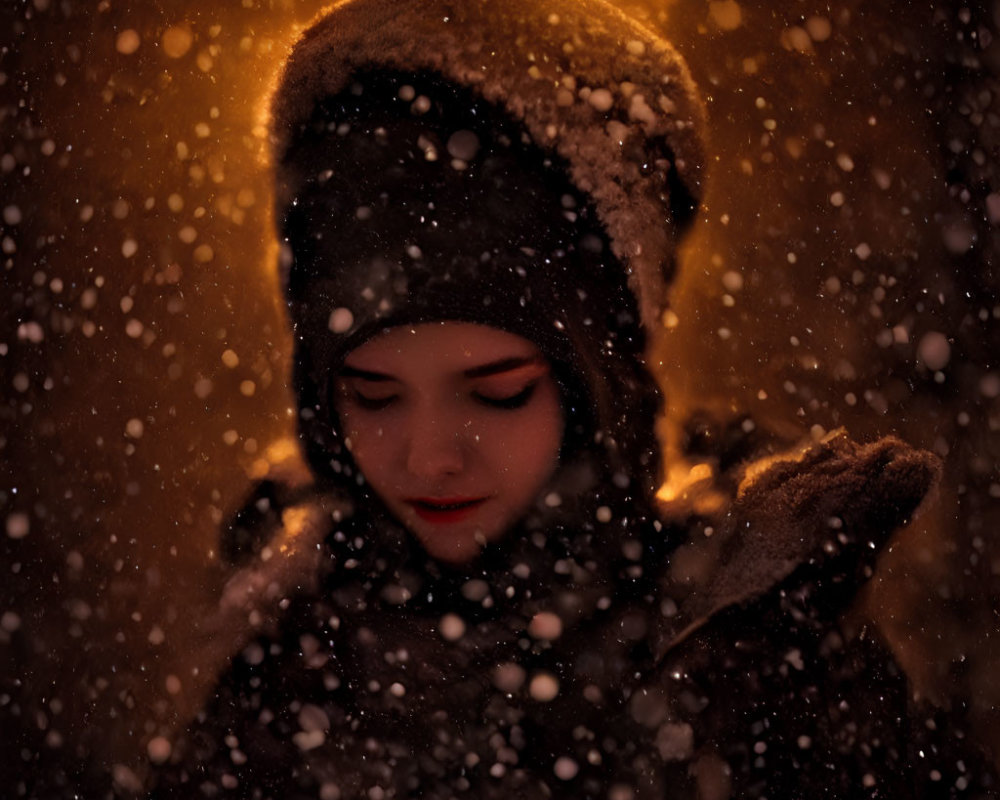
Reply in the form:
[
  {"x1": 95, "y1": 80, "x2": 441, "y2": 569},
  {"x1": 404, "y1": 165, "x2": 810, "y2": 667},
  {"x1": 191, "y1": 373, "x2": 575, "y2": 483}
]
[
  {"x1": 412, "y1": 523, "x2": 502, "y2": 564},
  {"x1": 418, "y1": 535, "x2": 482, "y2": 564}
]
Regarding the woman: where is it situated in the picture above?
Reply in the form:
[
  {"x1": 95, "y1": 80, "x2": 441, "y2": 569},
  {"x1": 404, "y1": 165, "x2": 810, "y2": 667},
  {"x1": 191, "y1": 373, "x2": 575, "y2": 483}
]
[{"x1": 151, "y1": 0, "x2": 991, "y2": 797}]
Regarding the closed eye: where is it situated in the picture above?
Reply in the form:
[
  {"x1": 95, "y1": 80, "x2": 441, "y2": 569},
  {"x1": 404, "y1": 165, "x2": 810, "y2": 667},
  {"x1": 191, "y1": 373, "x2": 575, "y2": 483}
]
[
  {"x1": 472, "y1": 382, "x2": 537, "y2": 410},
  {"x1": 352, "y1": 390, "x2": 398, "y2": 411}
]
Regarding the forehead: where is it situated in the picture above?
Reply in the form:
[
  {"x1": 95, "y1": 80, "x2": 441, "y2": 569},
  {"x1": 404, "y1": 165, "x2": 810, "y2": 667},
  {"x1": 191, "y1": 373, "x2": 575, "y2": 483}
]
[{"x1": 344, "y1": 322, "x2": 542, "y2": 370}]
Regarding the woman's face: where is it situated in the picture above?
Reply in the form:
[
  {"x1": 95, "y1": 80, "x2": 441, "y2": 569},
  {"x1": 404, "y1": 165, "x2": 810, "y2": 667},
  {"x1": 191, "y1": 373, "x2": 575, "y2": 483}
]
[{"x1": 333, "y1": 322, "x2": 564, "y2": 563}]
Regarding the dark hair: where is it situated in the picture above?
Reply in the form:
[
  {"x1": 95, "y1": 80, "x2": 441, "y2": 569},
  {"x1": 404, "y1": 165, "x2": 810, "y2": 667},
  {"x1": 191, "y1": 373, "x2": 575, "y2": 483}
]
[{"x1": 282, "y1": 69, "x2": 663, "y2": 506}]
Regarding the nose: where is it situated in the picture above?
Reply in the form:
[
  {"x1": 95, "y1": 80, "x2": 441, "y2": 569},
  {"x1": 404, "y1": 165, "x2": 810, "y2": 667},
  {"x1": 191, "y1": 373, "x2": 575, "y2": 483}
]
[{"x1": 405, "y1": 413, "x2": 466, "y2": 480}]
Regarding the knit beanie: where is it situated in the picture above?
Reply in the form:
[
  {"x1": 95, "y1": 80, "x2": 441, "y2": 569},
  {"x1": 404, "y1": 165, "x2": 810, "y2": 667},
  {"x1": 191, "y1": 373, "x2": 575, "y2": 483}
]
[{"x1": 273, "y1": 0, "x2": 706, "y2": 324}]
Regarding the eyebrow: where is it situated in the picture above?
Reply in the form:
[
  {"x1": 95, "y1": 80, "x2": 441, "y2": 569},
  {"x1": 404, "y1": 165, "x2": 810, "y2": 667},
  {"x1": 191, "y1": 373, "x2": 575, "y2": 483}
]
[
  {"x1": 339, "y1": 356, "x2": 544, "y2": 382},
  {"x1": 463, "y1": 356, "x2": 544, "y2": 379}
]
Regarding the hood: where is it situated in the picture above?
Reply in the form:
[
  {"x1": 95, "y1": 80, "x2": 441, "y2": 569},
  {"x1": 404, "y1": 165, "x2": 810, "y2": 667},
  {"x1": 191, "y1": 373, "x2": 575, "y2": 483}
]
[{"x1": 268, "y1": 0, "x2": 707, "y2": 554}]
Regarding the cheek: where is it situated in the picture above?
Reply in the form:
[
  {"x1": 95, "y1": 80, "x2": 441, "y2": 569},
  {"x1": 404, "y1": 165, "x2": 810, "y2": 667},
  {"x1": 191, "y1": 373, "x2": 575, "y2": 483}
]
[
  {"x1": 482, "y1": 386, "x2": 563, "y2": 480},
  {"x1": 339, "y1": 413, "x2": 399, "y2": 483},
  {"x1": 523, "y1": 387, "x2": 564, "y2": 472}
]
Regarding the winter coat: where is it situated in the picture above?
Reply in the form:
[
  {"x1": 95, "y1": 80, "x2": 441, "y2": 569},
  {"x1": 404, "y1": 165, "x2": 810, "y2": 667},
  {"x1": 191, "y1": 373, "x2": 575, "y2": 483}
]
[{"x1": 147, "y1": 430, "x2": 995, "y2": 799}]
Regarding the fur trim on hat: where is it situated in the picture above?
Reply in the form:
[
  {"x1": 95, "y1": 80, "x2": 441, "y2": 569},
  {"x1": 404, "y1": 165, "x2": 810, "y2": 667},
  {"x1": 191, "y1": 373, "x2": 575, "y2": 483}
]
[{"x1": 271, "y1": 0, "x2": 707, "y2": 326}]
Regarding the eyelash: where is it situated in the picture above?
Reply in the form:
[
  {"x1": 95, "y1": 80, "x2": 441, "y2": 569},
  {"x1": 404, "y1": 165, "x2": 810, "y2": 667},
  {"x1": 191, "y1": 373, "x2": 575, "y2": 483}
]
[
  {"x1": 349, "y1": 382, "x2": 538, "y2": 412},
  {"x1": 473, "y1": 382, "x2": 537, "y2": 409}
]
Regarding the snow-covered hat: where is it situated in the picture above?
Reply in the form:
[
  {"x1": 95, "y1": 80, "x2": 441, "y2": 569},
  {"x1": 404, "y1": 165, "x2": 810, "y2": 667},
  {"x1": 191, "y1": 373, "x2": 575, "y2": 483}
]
[
  {"x1": 271, "y1": 0, "x2": 706, "y2": 498},
  {"x1": 271, "y1": 0, "x2": 706, "y2": 327}
]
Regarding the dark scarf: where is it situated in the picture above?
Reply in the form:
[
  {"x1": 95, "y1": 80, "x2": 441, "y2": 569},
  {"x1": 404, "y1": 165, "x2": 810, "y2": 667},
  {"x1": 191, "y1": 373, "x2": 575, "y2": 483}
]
[{"x1": 203, "y1": 454, "x2": 681, "y2": 799}]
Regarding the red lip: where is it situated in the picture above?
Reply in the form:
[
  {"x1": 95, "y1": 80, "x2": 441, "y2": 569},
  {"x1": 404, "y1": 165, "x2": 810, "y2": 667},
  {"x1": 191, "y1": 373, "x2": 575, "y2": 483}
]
[{"x1": 407, "y1": 497, "x2": 487, "y2": 524}]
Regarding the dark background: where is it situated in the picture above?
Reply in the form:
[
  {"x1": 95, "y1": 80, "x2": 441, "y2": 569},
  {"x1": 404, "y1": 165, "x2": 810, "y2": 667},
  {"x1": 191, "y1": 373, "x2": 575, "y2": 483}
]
[{"x1": 3, "y1": 0, "x2": 999, "y2": 792}]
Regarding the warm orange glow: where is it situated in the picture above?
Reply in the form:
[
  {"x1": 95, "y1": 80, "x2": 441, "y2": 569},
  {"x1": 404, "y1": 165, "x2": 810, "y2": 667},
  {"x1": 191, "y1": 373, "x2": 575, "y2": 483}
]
[{"x1": 656, "y1": 461, "x2": 714, "y2": 503}]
